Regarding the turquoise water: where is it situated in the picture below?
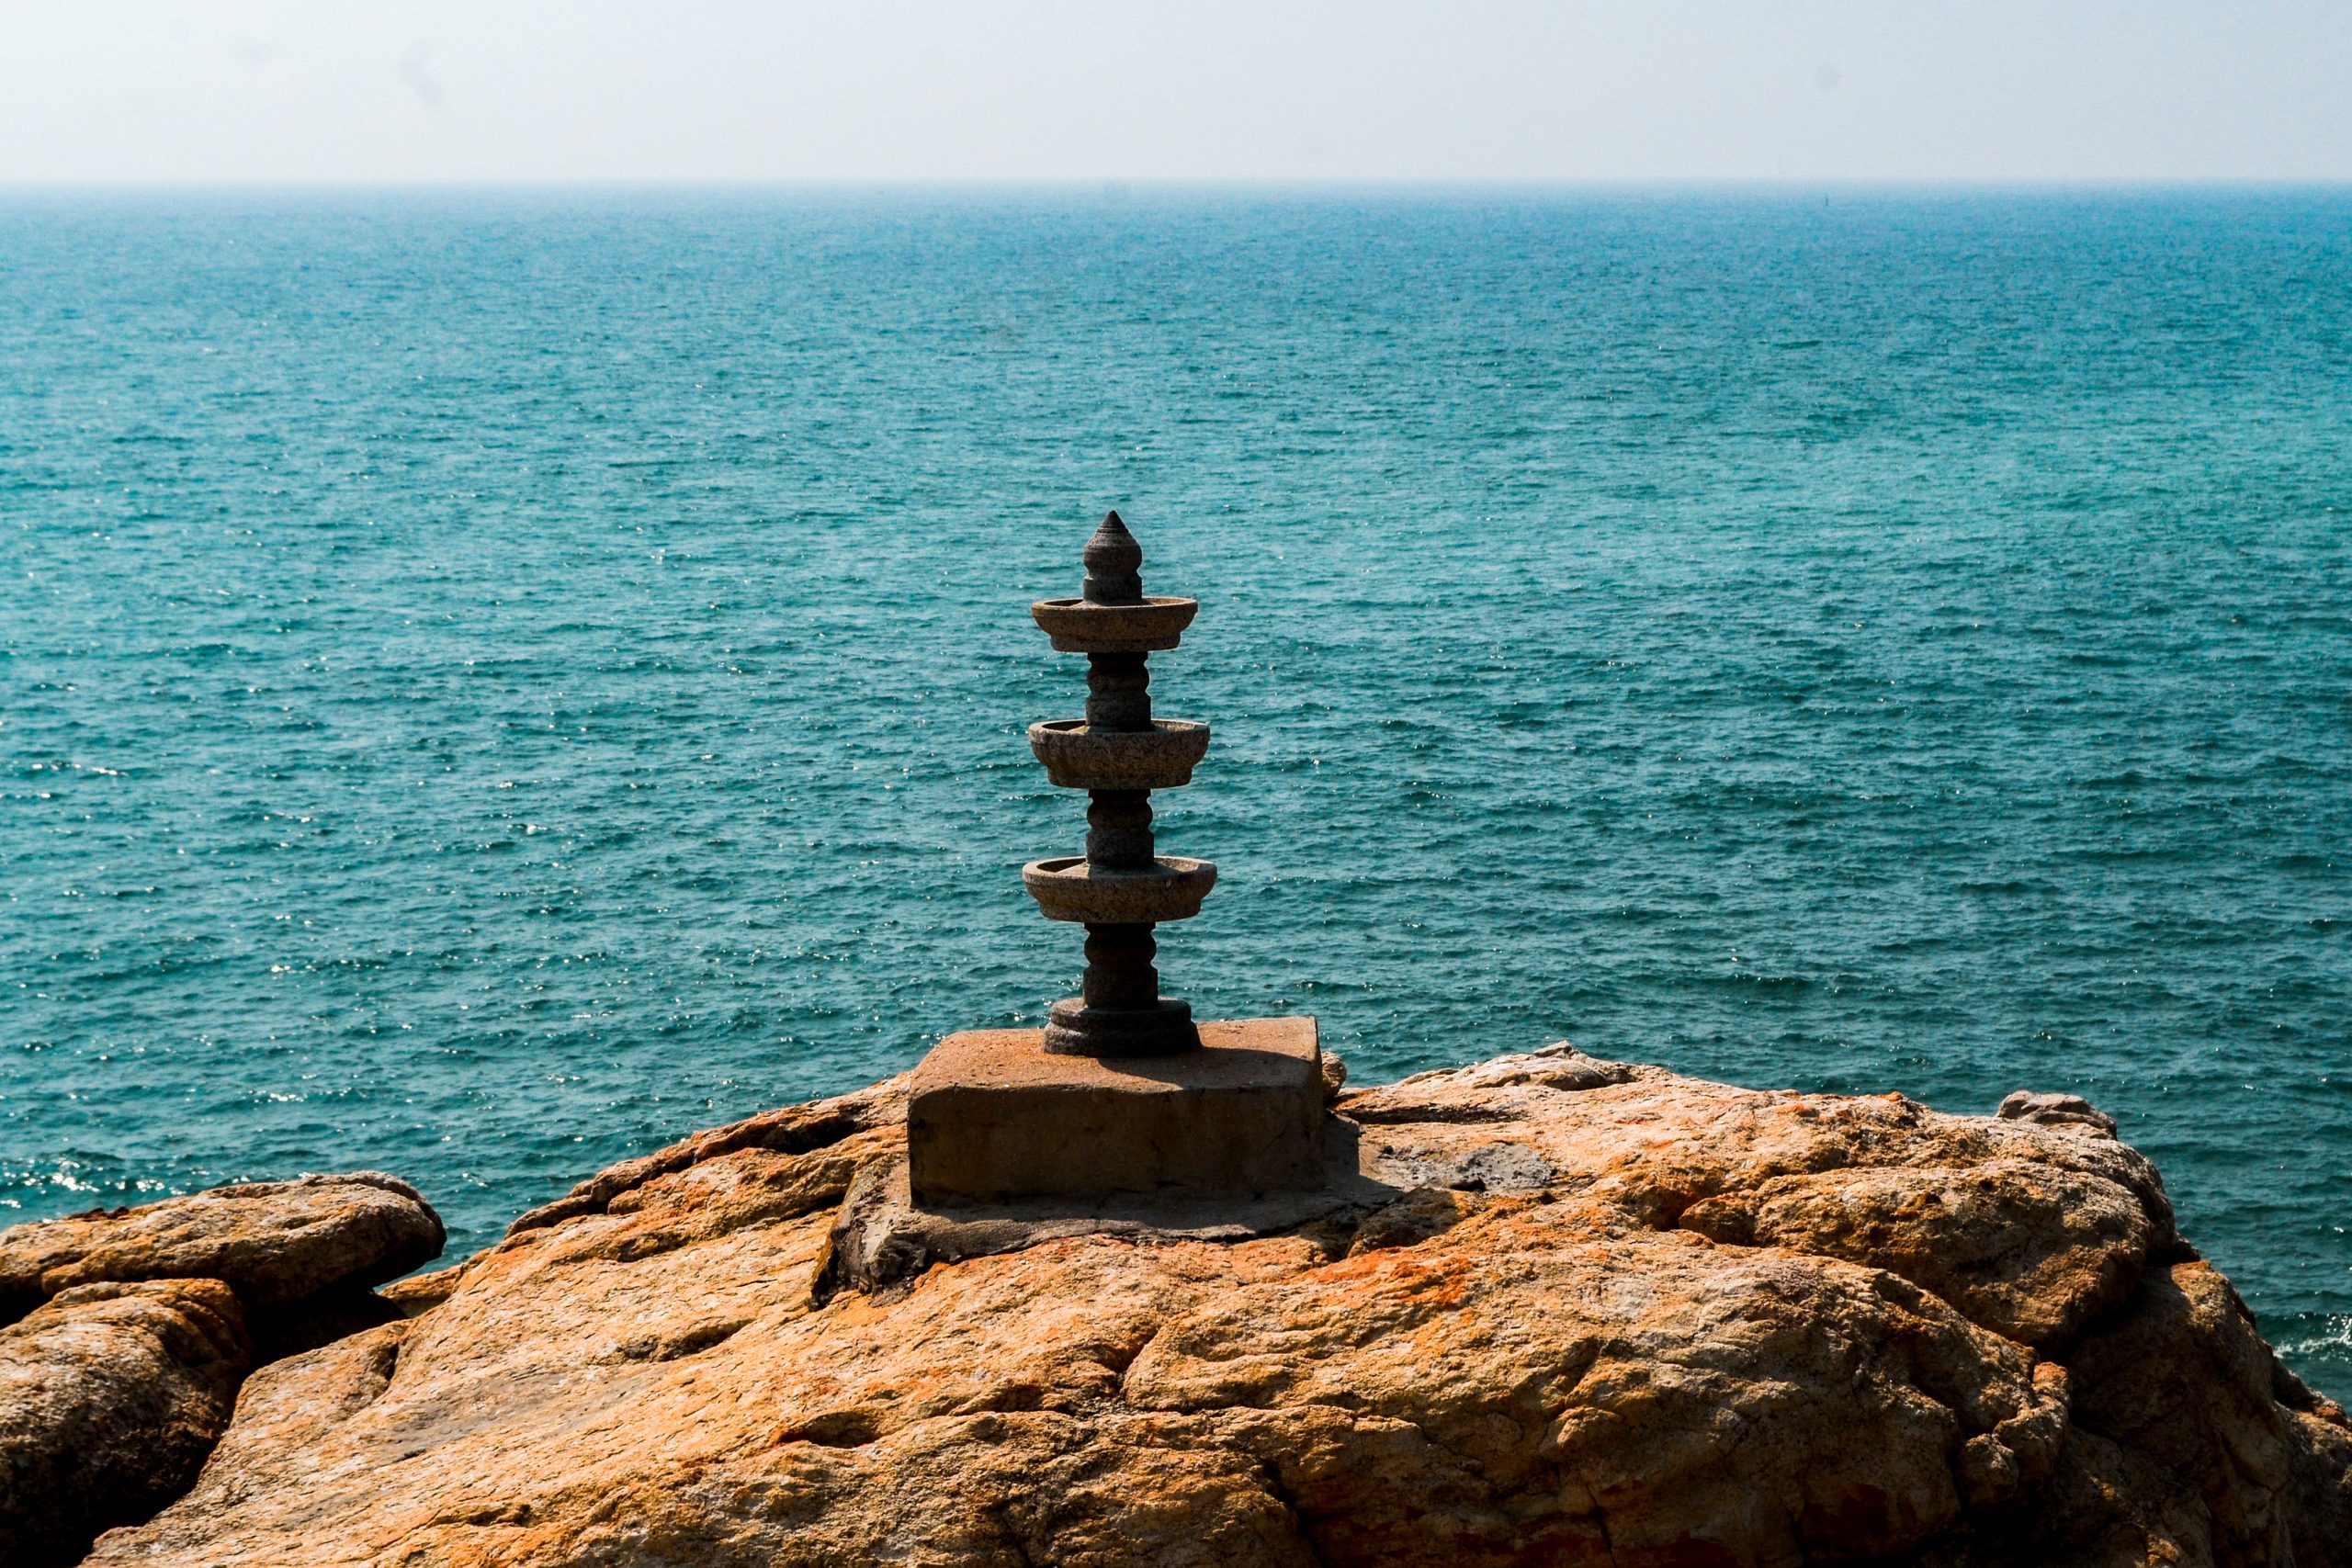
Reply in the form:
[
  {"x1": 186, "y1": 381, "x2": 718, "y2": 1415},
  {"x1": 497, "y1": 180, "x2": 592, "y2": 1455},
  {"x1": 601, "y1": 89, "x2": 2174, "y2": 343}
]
[{"x1": 3, "y1": 188, "x2": 2346, "y2": 1393}]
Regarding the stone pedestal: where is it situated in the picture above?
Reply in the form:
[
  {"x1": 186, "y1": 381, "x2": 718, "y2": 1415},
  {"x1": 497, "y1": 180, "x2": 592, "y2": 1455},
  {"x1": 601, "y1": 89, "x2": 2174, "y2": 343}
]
[{"x1": 907, "y1": 1018, "x2": 1324, "y2": 1207}]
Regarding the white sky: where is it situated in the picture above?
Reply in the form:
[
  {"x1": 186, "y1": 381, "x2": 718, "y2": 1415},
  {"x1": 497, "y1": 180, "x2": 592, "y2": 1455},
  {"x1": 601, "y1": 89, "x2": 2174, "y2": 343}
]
[{"x1": 3, "y1": 1, "x2": 2349, "y2": 185}]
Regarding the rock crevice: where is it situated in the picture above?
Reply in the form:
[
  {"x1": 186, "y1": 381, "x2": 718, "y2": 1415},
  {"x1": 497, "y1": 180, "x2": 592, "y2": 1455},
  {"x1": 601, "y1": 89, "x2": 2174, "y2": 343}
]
[{"x1": 0, "y1": 1174, "x2": 445, "y2": 1564}]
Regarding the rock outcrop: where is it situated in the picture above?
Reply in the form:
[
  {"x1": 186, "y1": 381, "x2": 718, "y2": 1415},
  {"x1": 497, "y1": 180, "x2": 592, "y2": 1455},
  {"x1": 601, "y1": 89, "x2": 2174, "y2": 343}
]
[
  {"x1": 62, "y1": 1047, "x2": 2352, "y2": 1566},
  {"x1": 1998, "y1": 1089, "x2": 2123, "y2": 1139},
  {"x1": 0, "y1": 1280, "x2": 249, "y2": 1568},
  {"x1": 0, "y1": 1172, "x2": 445, "y2": 1322},
  {"x1": 0, "y1": 1173, "x2": 445, "y2": 1563}
]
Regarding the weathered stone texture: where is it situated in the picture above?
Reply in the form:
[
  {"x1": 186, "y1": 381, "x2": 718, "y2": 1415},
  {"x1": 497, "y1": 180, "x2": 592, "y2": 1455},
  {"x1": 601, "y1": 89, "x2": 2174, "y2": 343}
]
[
  {"x1": 0, "y1": 1171, "x2": 445, "y2": 1321},
  {"x1": 1679, "y1": 1158, "x2": 2150, "y2": 1349},
  {"x1": 0, "y1": 1279, "x2": 249, "y2": 1567},
  {"x1": 908, "y1": 1019, "x2": 1326, "y2": 1205},
  {"x1": 75, "y1": 1049, "x2": 2352, "y2": 1567},
  {"x1": 0, "y1": 1171, "x2": 446, "y2": 1562}
]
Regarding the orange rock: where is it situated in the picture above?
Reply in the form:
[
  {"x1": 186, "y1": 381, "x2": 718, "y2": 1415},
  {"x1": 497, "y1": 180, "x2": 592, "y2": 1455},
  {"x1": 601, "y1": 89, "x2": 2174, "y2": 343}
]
[
  {"x1": 83, "y1": 1047, "x2": 2352, "y2": 1566},
  {"x1": 0, "y1": 1280, "x2": 248, "y2": 1568},
  {"x1": 0, "y1": 1172, "x2": 444, "y2": 1320},
  {"x1": 1679, "y1": 1159, "x2": 2149, "y2": 1349}
]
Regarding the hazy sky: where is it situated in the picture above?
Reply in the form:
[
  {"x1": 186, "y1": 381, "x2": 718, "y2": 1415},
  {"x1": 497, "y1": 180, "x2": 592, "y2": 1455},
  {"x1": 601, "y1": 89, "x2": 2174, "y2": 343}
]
[{"x1": 5, "y1": 1, "x2": 2350, "y2": 185}]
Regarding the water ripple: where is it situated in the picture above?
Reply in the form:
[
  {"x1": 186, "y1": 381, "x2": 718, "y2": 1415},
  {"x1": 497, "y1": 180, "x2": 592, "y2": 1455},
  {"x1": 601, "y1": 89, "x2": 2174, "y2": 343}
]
[{"x1": 1, "y1": 186, "x2": 2346, "y2": 1394}]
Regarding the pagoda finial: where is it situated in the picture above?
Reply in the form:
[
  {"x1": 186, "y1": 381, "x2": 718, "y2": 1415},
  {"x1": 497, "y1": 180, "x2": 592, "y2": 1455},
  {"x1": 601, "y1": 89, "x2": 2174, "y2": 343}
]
[{"x1": 1080, "y1": 511, "x2": 1144, "y2": 605}]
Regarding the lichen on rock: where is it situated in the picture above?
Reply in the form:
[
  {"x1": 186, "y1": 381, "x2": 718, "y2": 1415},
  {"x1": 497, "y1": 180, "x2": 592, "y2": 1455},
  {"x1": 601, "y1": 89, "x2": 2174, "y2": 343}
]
[{"x1": 50, "y1": 1048, "x2": 2352, "y2": 1567}]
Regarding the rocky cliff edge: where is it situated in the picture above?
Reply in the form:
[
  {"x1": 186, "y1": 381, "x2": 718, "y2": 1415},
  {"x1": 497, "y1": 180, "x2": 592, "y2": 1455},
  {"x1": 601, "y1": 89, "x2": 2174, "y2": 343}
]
[{"x1": 26, "y1": 1045, "x2": 2352, "y2": 1566}]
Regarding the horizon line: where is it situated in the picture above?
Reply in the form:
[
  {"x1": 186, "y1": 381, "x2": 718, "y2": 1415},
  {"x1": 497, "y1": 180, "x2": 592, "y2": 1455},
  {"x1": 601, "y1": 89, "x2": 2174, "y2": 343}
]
[{"x1": 5, "y1": 175, "x2": 2350, "y2": 195}]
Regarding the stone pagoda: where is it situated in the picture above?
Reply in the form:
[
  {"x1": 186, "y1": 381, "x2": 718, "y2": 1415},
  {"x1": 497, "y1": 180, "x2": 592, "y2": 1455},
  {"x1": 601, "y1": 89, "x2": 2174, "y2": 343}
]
[
  {"x1": 1021, "y1": 510, "x2": 1216, "y2": 1055},
  {"x1": 906, "y1": 512, "x2": 1326, "y2": 1207}
]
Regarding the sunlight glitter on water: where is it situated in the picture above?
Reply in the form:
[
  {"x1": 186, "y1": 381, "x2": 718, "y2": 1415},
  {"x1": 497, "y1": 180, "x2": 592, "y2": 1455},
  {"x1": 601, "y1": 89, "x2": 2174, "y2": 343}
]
[{"x1": 1, "y1": 186, "x2": 2346, "y2": 1395}]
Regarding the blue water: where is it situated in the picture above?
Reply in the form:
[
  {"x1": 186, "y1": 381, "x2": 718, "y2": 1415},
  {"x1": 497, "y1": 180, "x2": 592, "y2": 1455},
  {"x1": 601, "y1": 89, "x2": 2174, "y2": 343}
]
[{"x1": 2, "y1": 188, "x2": 2346, "y2": 1393}]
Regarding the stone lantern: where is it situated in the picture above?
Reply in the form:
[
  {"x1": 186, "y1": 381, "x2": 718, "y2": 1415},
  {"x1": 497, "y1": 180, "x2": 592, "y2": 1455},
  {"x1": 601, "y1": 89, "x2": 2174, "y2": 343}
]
[
  {"x1": 1020, "y1": 510, "x2": 1216, "y2": 1055},
  {"x1": 906, "y1": 513, "x2": 1326, "y2": 1207}
]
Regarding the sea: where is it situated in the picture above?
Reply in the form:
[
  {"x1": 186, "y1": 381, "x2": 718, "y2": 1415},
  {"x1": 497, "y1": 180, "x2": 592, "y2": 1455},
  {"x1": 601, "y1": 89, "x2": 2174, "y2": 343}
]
[{"x1": 2, "y1": 187, "x2": 2346, "y2": 1395}]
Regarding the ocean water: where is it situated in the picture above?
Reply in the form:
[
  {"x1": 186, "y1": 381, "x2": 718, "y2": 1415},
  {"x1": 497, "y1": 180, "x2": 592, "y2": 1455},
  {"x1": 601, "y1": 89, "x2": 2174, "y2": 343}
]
[{"x1": 2, "y1": 188, "x2": 2346, "y2": 1393}]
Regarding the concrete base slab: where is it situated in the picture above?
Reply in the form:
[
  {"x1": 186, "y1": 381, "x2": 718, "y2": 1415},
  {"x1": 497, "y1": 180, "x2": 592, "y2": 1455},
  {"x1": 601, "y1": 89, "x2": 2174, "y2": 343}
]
[{"x1": 907, "y1": 1017, "x2": 1325, "y2": 1206}]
